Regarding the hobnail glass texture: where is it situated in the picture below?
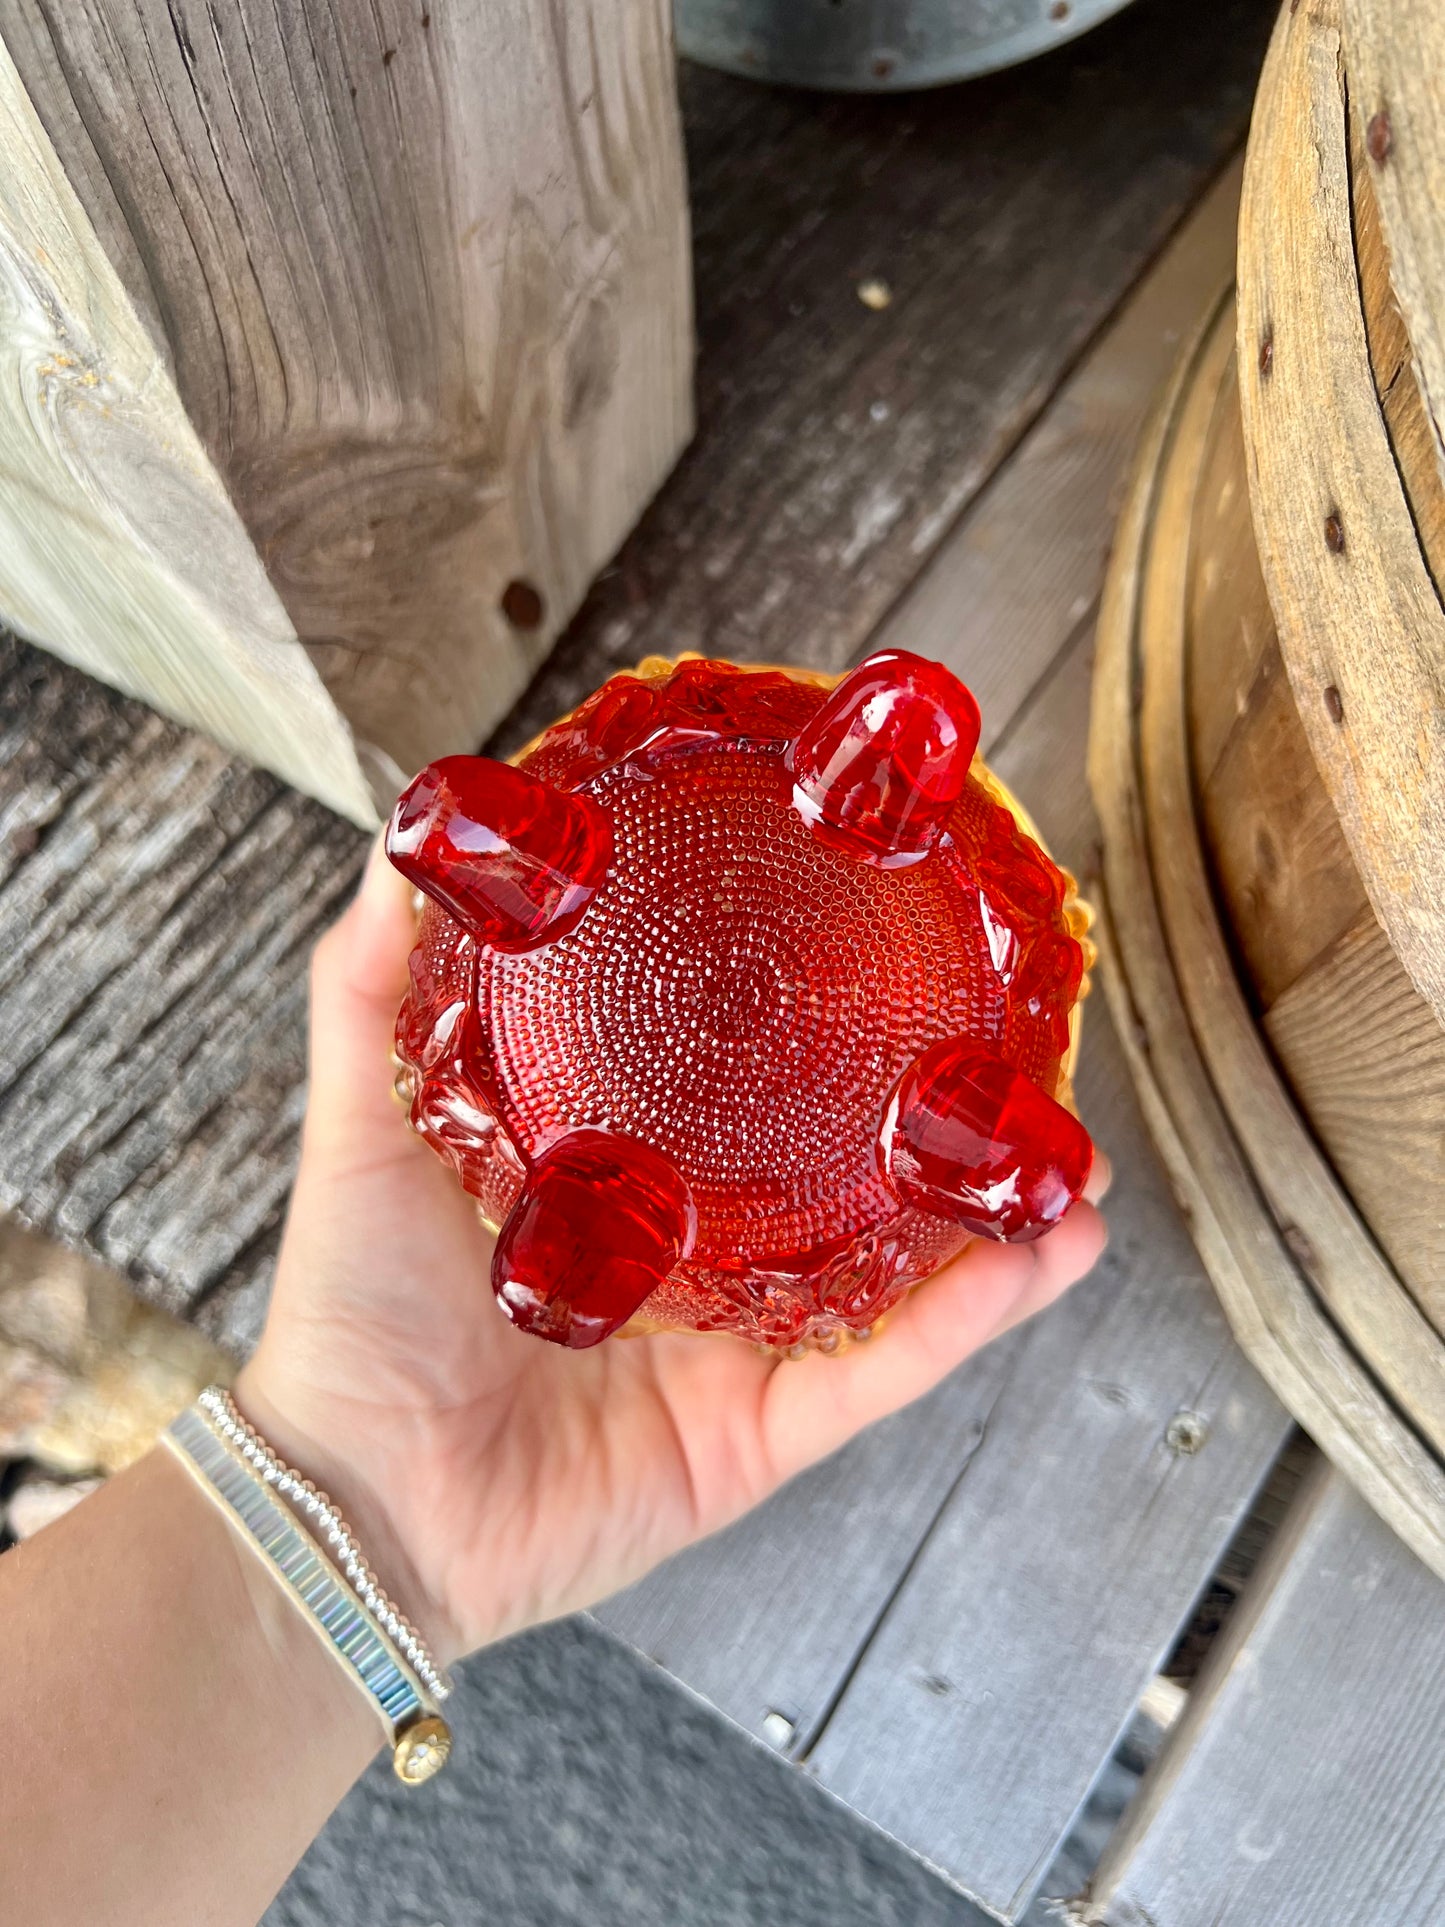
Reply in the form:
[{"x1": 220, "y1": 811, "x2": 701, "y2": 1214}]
[{"x1": 394, "y1": 658, "x2": 1089, "y2": 1349}]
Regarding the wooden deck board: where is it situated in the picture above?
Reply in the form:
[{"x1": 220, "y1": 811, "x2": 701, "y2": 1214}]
[
  {"x1": 868, "y1": 159, "x2": 1246, "y2": 752},
  {"x1": 1089, "y1": 1464, "x2": 1445, "y2": 1927}
]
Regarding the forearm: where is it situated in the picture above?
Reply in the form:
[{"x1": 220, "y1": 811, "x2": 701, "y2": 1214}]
[{"x1": 0, "y1": 1447, "x2": 379, "y2": 1927}]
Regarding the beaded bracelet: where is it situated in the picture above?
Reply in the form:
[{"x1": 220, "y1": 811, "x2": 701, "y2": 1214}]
[{"x1": 164, "y1": 1388, "x2": 453, "y2": 1784}]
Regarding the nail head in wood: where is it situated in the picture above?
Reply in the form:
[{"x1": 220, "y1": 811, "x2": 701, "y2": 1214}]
[
  {"x1": 1165, "y1": 1411, "x2": 1208, "y2": 1456},
  {"x1": 501, "y1": 580, "x2": 546, "y2": 631}
]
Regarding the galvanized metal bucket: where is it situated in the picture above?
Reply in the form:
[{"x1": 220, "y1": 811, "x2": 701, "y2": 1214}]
[{"x1": 675, "y1": 0, "x2": 1137, "y2": 89}]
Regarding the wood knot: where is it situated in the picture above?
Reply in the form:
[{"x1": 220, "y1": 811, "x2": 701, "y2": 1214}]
[
  {"x1": 1323, "y1": 509, "x2": 1345, "y2": 553},
  {"x1": 1323, "y1": 683, "x2": 1345, "y2": 725},
  {"x1": 1366, "y1": 109, "x2": 1393, "y2": 166}
]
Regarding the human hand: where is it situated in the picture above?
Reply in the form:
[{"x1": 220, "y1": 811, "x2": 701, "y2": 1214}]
[{"x1": 238, "y1": 840, "x2": 1108, "y2": 1667}]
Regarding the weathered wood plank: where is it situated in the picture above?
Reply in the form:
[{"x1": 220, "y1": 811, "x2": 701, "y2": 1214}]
[
  {"x1": 1237, "y1": 0, "x2": 1445, "y2": 1029},
  {"x1": 1264, "y1": 915, "x2": 1445, "y2": 1330},
  {"x1": 1188, "y1": 369, "x2": 1369, "y2": 1010},
  {"x1": 1, "y1": 0, "x2": 693, "y2": 787},
  {"x1": 492, "y1": 0, "x2": 1276, "y2": 757},
  {"x1": 1089, "y1": 1464, "x2": 1445, "y2": 1927},
  {"x1": 795, "y1": 634, "x2": 1288, "y2": 1922},
  {"x1": 0, "y1": 31, "x2": 375, "y2": 826},
  {"x1": 0, "y1": 635, "x2": 365, "y2": 1351},
  {"x1": 869, "y1": 157, "x2": 1245, "y2": 748}
]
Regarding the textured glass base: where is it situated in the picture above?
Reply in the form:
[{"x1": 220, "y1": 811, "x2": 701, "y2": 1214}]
[{"x1": 394, "y1": 658, "x2": 1090, "y2": 1349}]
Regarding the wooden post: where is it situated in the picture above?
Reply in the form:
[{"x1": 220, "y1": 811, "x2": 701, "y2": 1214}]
[{"x1": 0, "y1": 3, "x2": 693, "y2": 822}]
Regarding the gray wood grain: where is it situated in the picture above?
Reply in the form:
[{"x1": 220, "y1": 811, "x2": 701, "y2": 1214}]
[
  {"x1": 1090, "y1": 1463, "x2": 1445, "y2": 1927},
  {"x1": 2, "y1": 0, "x2": 693, "y2": 786},
  {"x1": 0, "y1": 636, "x2": 364, "y2": 1351}
]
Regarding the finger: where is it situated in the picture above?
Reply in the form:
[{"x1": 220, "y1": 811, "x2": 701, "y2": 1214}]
[
  {"x1": 760, "y1": 1239, "x2": 1035, "y2": 1483},
  {"x1": 987, "y1": 1199, "x2": 1108, "y2": 1339},
  {"x1": 761, "y1": 1203, "x2": 1106, "y2": 1484},
  {"x1": 306, "y1": 832, "x2": 419, "y2": 1141}
]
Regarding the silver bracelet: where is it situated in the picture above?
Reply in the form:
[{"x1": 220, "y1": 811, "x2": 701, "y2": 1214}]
[
  {"x1": 195, "y1": 1387, "x2": 451, "y2": 1702},
  {"x1": 164, "y1": 1391, "x2": 453, "y2": 1784}
]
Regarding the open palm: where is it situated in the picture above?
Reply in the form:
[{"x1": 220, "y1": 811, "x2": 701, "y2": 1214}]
[{"x1": 239, "y1": 841, "x2": 1107, "y2": 1666}]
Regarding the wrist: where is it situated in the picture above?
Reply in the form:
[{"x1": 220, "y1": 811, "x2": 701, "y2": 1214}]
[{"x1": 231, "y1": 1359, "x2": 461, "y2": 1668}]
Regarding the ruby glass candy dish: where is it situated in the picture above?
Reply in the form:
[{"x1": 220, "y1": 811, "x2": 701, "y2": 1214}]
[{"x1": 388, "y1": 653, "x2": 1093, "y2": 1351}]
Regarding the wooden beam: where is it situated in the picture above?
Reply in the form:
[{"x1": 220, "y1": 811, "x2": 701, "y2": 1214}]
[
  {"x1": 0, "y1": 32, "x2": 375, "y2": 826},
  {"x1": 0, "y1": 0, "x2": 693, "y2": 796}
]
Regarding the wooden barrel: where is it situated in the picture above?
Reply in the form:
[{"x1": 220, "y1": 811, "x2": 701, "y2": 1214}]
[{"x1": 1091, "y1": 0, "x2": 1445, "y2": 1578}]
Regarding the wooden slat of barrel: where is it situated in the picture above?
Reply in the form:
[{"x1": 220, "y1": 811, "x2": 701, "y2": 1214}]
[
  {"x1": 1236, "y1": 0, "x2": 1445, "y2": 1031},
  {"x1": 1090, "y1": 282, "x2": 1445, "y2": 1585},
  {"x1": 1187, "y1": 367, "x2": 1368, "y2": 1010},
  {"x1": 1350, "y1": 105, "x2": 1445, "y2": 590},
  {"x1": 1185, "y1": 359, "x2": 1445, "y2": 1324},
  {"x1": 1137, "y1": 293, "x2": 1445, "y2": 1463},
  {"x1": 1342, "y1": 0, "x2": 1445, "y2": 560},
  {"x1": 1265, "y1": 922, "x2": 1445, "y2": 1322}
]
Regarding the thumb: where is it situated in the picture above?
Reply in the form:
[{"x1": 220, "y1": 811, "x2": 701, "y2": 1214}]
[{"x1": 304, "y1": 832, "x2": 419, "y2": 1148}]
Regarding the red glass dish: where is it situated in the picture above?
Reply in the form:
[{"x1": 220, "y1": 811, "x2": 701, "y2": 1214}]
[{"x1": 391, "y1": 655, "x2": 1092, "y2": 1350}]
